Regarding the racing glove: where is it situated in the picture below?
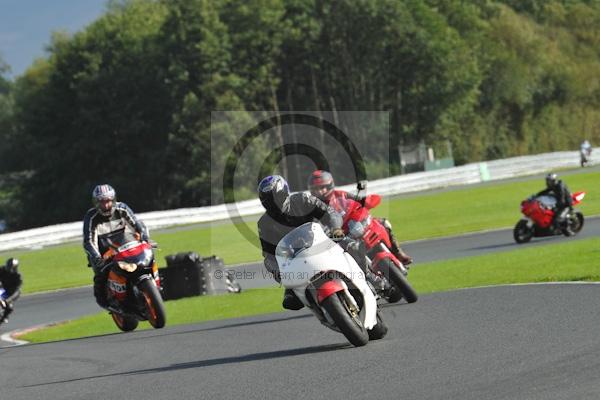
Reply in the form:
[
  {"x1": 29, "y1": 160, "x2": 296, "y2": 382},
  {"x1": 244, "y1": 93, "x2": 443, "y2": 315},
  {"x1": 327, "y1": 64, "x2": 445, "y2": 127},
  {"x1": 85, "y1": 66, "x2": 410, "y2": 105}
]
[
  {"x1": 91, "y1": 258, "x2": 106, "y2": 273},
  {"x1": 332, "y1": 228, "x2": 345, "y2": 240}
]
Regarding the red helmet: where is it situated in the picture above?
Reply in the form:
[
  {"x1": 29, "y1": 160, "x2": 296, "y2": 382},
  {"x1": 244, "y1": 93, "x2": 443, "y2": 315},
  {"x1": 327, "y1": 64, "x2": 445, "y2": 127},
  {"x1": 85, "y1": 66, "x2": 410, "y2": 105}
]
[{"x1": 308, "y1": 170, "x2": 335, "y2": 201}]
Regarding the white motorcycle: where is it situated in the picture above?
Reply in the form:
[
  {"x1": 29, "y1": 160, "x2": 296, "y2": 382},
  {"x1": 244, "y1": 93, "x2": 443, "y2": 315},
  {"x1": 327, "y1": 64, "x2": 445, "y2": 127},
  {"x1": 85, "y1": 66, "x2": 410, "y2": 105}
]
[{"x1": 276, "y1": 222, "x2": 387, "y2": 347}]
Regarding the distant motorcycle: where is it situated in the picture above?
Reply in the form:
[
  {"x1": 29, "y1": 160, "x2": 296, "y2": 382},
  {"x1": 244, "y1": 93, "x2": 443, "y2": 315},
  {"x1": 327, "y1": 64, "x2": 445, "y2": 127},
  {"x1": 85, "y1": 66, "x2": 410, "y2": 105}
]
[
  {"x1": 276, "y1": 222, "x2": 387, "y2": 347},
  {"x1": 580, "y1": 148, "x2": 592, "y2": 167},
  {"x1": 101, "y1": 232, "x2": 166, "y2": 331},
  {"x1": 342, "y1": 182, "x2": 417, "y2": 304},
  {"x1": 513, "y1": 192, "x2": 585, "y2": 243},
  {"x1": 0, "y1": 285, "x2": 10, "y2": 325}
]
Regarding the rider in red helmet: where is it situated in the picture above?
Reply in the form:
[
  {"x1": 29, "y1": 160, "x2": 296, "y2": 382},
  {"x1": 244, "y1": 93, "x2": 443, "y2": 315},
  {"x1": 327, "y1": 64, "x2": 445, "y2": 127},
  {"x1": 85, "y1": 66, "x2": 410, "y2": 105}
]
[{"x1": 308, "y1": 170, "x2": 413, "y2": 265}]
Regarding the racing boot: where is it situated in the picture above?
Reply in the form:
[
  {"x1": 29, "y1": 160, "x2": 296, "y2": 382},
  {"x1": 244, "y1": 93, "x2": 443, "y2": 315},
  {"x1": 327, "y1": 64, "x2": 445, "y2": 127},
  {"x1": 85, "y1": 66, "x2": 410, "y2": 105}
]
[
  {"x1": 381, "y1": 219, "x2": 413, "y2": 266},
  {"x1": 282, "y1": 289, "x2": 304, "y2": 310},
  {"x1": 93, "y1": 271, "x2": 110, "y2": 310},
  {"x1": 365, "y1": 270, "x2": 392, "y2": 299},
  {"x1": 388, "y1": 232, "x2": 413, "y2": 267},
  {"x1": 0, "y1": 301, "x2": 12, "y2": 324},
  {"x1": 392, "y1": 244, "x2": 413, "y2": 267}
]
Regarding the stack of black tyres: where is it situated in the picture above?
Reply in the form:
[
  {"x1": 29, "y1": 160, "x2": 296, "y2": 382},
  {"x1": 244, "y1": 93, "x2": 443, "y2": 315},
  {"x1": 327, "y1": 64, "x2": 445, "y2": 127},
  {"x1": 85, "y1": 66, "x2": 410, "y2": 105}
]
[{"x1": 158, "y1": 252, "x2": 207, "y2": 300}]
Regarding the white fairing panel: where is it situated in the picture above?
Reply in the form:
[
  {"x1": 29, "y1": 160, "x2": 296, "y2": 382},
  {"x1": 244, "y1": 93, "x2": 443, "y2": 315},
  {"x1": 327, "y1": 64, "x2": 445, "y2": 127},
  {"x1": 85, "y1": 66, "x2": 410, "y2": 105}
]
[{"x1": 275, "y1": 222, "x2": 377, "y2": 329}]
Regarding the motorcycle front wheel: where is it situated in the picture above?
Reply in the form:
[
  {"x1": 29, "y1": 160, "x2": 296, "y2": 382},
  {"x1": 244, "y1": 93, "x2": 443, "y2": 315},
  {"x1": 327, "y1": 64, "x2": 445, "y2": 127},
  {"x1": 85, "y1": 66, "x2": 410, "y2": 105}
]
[
  {"x1": 513, "y1": 220, "x2": 534, "y2": 244},
  {"x1": 380, "y1": 258, "x2": 418, "y2": 304},
  {"x1": 111, "y1": 312, "x2": 139, "y2": 332},
  {"x1": 321, "y1": 291, "x2": 369, "y2": 347},
  {"x1": 139, "y1": 279, "x2": 167, "y2": 329}
]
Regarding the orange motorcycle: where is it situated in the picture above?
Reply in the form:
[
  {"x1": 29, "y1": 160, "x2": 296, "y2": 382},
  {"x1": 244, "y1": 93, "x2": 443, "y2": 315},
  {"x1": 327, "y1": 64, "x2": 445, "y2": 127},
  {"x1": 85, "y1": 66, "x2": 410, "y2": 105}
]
[{"x1": 102, "y1": 232, "x2": 166, "y2": 331}]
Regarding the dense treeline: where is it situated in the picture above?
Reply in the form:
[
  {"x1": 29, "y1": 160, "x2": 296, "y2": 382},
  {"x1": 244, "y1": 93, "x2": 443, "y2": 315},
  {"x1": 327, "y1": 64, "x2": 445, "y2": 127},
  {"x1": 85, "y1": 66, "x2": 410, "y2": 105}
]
[{"x1": 0, "y1": 0, "x2": 599, "y2": 230}]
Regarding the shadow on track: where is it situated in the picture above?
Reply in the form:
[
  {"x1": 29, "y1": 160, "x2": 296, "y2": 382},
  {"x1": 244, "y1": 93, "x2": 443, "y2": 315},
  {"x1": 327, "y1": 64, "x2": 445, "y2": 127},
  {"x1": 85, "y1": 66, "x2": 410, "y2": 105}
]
[
  {"x1": 468, "y1": 236, "x2": 559, "y2": 252},
  {"x1": 21, "y1": 342, "x2": 349, "y2": 388},
  {"x1": 115, "y1": 313, "x2": 315, "y2": 344}
]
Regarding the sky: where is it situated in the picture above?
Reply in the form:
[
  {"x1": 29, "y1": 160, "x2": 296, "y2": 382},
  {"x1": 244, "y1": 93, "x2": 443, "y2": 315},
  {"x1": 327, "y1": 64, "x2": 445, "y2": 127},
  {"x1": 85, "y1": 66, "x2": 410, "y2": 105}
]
[{"x1": 0, "y1": 0, "x2": 108, "y2": 78}]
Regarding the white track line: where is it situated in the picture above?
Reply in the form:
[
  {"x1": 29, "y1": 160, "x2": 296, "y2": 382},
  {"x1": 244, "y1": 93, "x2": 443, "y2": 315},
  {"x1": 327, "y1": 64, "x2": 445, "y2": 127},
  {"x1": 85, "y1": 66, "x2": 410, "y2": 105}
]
[{"x1": 1, "y1": 330, "x2": 30, "y2": 346}]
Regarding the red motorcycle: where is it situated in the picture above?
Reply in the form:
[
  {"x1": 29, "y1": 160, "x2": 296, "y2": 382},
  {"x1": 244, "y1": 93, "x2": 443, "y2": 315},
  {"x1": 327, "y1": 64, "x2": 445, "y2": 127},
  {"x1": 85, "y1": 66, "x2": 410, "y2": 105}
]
[
  {"x1": 102, "y1": 232, "x2": 166, "y2": 331},
  {"x1": 338, "y1": 182, "x2": 418, "y2": 304},
  {"x1": 513, "y1": 192, "x2": 586, "y2": 244}
]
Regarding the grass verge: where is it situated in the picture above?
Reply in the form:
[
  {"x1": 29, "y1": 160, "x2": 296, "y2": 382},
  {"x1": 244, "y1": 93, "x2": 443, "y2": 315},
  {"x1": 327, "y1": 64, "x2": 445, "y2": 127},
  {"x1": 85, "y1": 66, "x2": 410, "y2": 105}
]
[
  {"x1": 20, "y1": 236, "x2": 600, "y2": 343},
  {"x1": 4, "y1": 170, "x2": 600, "y2": 294},
  {"x1": 19, "y1": 287, "x2": 284, "y2": 343}
]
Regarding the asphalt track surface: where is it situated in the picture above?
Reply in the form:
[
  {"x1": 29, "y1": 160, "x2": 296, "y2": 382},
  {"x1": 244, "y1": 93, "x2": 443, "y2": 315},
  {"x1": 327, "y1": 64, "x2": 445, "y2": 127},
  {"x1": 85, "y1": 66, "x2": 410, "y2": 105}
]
[
  {"x1": 2, "y1": 216, "x2": 599, "y2": 345},
  {"x1": 1, "y1": 283, "x2": 600, "y2": 400}
]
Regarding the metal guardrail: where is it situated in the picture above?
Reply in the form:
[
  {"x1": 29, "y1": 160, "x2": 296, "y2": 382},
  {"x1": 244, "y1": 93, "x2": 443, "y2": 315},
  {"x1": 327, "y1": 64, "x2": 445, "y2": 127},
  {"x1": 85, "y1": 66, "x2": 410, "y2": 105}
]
[{"x1": 0, "y1": 148, "x2": 597, "y2": 252}]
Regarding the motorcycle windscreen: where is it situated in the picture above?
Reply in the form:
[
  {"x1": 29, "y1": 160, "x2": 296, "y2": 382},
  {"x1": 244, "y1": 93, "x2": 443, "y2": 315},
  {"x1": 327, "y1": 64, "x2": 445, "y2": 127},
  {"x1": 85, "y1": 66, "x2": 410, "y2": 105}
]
[
  {"x1": 276, "y1": 222, "x2": 337, "y2": 261},
  {"x1": 275, "y1": 222, "x2": 341, "y2": 287},
  {"x1": 99, "y1": 229, "x2": 138, "y2": 252},
  {"x1": 535, "y1": 195, "x2": 557, "y2": 209},
  {"x1": 276, "y1": 222, "x2": 316, "y2": 260}
]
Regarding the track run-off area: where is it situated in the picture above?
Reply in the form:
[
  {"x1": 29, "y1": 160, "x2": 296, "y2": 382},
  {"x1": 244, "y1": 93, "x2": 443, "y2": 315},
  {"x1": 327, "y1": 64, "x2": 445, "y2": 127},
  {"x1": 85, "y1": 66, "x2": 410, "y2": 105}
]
[{"x1": 1, "y1": 283, "x2": 599, "y2": 400}]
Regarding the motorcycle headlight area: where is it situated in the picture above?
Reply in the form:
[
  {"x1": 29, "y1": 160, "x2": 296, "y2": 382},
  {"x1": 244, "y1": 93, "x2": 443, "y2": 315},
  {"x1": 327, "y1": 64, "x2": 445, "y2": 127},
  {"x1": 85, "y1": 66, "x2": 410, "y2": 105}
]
[
  {"x1": 348, "y1": 219, "x2": 366, "y2": 238},
  {"x1": 117, "y1": 261, "x2": 138, "y2": 272}
]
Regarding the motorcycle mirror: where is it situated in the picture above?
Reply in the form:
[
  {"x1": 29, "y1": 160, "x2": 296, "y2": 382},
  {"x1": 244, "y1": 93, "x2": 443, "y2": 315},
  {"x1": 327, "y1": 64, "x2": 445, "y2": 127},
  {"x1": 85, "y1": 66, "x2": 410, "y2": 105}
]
[
  {"x1": 364, "y1": 194, "x2": 381, "y2": 209},
  {"x1": 357, "y1": 180, "x2": 367, "y2": 191}
]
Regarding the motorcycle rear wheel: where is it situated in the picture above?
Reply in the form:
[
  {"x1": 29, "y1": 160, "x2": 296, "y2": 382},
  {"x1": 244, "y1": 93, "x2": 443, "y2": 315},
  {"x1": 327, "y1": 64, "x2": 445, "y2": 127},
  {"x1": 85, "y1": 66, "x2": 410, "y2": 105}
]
[
  {"x1": 562, "y1": 211, "x2": 584, "y2": 236},
  {"x1": 321, "y1": 291, "x2": 369, "y2": 347},
  {"x1": 139, "y1": 279, "x2": 166, "y2": 329},
  {"x1": 380, "y1": 258, "x2": 418, "y2": 304},
  {"x1": 513, "y1": 220, "x2": 534, "y2": 244},
  {"x1": 111, "y1": 312, "x2": 139, "y2": 332}
]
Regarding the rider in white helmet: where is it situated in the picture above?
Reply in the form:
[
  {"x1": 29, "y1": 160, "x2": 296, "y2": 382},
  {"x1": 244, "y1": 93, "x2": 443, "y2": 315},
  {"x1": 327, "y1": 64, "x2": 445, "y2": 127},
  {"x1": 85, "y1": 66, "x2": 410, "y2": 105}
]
[{"x1": 83, "y1": 184, "x2": 149, "y2": 310}]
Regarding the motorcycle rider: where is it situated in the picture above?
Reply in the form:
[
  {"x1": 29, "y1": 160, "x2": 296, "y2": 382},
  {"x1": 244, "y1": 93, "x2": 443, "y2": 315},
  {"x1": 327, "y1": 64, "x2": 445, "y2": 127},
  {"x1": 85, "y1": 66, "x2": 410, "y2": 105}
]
[
  {"x1": 308, "y1": 170, "x2": 413, "y2": 265},
  {"x1": 0, "y1": 258, "x2": 22, "y2": 324},
  {"x1": 83, "y1": 184, "x2": 150, "y2": 310},
  {"x1": 580, "y1": 140, "x2": 592, "y2": 166},
  {"x1": 257, "y1": 175, "x2": 379, "y2": 310},
  {"x1": 536, "y1": 173, "x2": 573, "y2": 231}
]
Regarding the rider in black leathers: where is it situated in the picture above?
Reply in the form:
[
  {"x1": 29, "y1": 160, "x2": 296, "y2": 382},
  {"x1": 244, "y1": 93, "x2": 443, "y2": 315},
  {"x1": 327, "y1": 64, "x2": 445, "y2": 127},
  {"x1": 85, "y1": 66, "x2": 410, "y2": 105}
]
[
  {"x1": 257, "y1": 175, "x2": 373, "y2": 310},
  {"x1": 536, "y1": 173, "x2": 573, "y2": 230},
  {"x1": 0, "y1": 258, "x2": 22, "y2": 323},
  {"x1": 83, "y1": 184, "x2": 149, "y2": 310}
]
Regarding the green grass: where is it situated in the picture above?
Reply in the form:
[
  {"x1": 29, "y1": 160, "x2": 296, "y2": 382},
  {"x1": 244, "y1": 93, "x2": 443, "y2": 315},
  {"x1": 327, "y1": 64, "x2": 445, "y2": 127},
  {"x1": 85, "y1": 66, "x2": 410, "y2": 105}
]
[
  {"x1": 4, "y1": 170, "x2": 600, "y2": 294},
  {"x1": 19, "y1": 287, "x2": 284, "y2": 343},
  {"x1": 377, "y1": 171, "x2": 600, "y2": 240},
  {"x1": 410, "y1": 237, "x2": 600, "y2": 292},
  {"x1": 20, "y1": 236, "x2": 600, "y2": 343}
]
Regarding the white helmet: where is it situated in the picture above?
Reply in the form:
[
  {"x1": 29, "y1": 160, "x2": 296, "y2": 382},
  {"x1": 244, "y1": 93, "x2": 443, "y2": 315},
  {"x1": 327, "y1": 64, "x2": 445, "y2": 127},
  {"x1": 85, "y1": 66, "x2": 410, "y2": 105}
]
[{"x1": 92, "y1": 184, "x2": 116, "y2": 216}]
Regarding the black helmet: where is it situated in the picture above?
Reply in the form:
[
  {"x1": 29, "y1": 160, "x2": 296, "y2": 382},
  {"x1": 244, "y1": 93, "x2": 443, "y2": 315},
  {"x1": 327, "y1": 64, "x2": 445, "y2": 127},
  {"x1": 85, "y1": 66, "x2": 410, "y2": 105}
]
[
  {"x1": 258, "y1": 175, "x2": 290, "y2": 212},
  {"x1": 92, "y1": 184, "x2": 116, "y2": 217},
  {"x1": 545, "y1": 173, "x2": 558, "y2": 189},
  {"x1": 307, "y1": 170, "x2": 335, "y2": 201},
  {"x1": 4, "y1": 258, "x2": 18, "y2": 273}
]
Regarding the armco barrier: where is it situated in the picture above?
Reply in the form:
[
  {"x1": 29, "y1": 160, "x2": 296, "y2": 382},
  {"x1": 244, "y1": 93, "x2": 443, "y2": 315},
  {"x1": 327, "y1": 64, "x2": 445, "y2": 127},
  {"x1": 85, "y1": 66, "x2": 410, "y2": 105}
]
[{"x1": 0, "y1": 148, "x2": 596, "y2": 252}]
